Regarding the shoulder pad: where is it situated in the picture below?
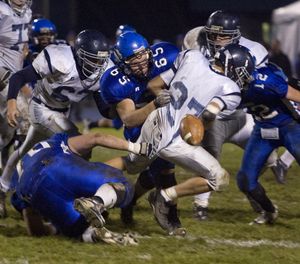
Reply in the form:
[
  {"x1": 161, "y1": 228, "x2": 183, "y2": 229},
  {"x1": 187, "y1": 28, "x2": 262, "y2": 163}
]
[
  {"x1": 100, "y1": 66, "x2": 135, "y2": 104},
  {"x1": 44, "y1": 44, "x2": 74, "y2": 74},
  {"x1": 0, "y1": 1, "x2": 13, "y2": 16}
]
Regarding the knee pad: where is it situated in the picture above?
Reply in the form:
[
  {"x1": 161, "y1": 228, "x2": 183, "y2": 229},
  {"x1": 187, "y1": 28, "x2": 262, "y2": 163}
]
[{"x1": 209, "y1": 167, "x2": 230, "y2": 191}]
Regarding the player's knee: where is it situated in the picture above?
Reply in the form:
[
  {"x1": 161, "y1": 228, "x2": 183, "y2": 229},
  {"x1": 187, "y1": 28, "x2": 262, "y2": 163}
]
[
  {"x1": 124, "y1": 155, "x2": 148, "y2": 174},
  {"x1": 209, "y1": 167, "x2": 230, "y2": 191},
  {"x1": 236, "y1": 170, "x2": 250, "y2": 192},
  {"x1": 138, "y1": 170, "x2": 155, "y2": 190}
]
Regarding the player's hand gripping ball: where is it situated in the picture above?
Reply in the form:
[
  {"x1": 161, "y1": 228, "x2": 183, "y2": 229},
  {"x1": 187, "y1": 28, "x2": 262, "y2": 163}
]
[{"x1": 180, "y1": 114, "x2": 204, "y2": 145}]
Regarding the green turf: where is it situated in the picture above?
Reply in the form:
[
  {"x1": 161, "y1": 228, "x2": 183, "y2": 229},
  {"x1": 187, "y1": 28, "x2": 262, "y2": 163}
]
[{"x1": 0, "y1": 128, "x2": 299, "y2": 264}]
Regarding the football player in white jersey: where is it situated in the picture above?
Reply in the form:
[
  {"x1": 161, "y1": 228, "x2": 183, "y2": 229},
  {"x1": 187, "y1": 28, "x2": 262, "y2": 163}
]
[
  {"x1": 0, "y1": 29, "x2": 112, "y2": 217},
  {"x1": 0, "y1": 0, "x2": 32, "y2": 217},
  {"x1": 106, "y1": 48, "x2": 248, "y2": 232},
  {"x1": 183, "y1": 10, "x2": 294, "y2": 220}
]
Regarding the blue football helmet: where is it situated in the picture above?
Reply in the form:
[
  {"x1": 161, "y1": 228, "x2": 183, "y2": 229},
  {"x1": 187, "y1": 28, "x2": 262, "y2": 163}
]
[
  {"x1": 31, "y1": 18, "x2": 57, "y2": 48},
  {"x1": 74, "y1": 29, "x2": 110, "y2": 88},
  {"x1": 205, "y1": 10, "x2": 241, "y2": 56},
  {"x1": 7, "y1": 0, "x2": 32, "y2": 16},
  {"x1": 115, "y1": 24, "x2": 136, "y2": 38},
  {"x1": 214, "y1": 44, "x2": 255, "y2": 89},
  {"x1": 113, "y1": 31, "x2": 152, "y2": 79}
]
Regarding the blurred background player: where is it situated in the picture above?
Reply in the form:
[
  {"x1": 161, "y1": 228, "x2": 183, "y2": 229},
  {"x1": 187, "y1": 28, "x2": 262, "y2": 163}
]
[
  {"x1": 115, "y1": 24, "x2": 136, "y2": 39},
  {"x1": 10, "y1": 132, "x2": 150, "y2": 245},
  {"x1": 183, "y1": 10, "x2": 293, "y2": 221},
  {"x1": 0, "y1": 29, "x2": 112, "y2": 217},
  {"x1": 25, "y1": 17, "x2": 66, "y2": 64},
  {"x1": 100, "y1": 31, "x2": 184, "y2": 235},
  {"x1": 0, "y1": 0, "x2": 32, "y2": 217}
]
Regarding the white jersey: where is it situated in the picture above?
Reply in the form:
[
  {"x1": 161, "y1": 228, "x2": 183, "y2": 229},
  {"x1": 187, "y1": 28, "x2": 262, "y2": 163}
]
[
  {"x1": 183, "y1": 26, "x2": 268, "y2": 119},
  {"x1": 0, "y1": 1, "x2": 32, "y2": 72},
  {"x1": 183, "y1": 26, "x2": 268, "y2": 68},
  {"x1": 32, "y1": 44, "x2": 112, "y2": 110},
  {"x1": 158, "y1": 50, "x2": 241, "y2": 146}
]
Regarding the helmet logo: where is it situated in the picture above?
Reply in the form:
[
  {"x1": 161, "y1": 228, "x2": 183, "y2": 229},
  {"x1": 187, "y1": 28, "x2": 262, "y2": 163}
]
[
  {"x1": 40, "y1": 27, "x2": 52, "y2": 34},
  {"x1": 133, "y1": 46, "x2": 145, "y2": 54},
  {"x1": 97, "y1": 51, "x2": 109, "y2": 57},
  {"x1": 211, "y1": 25, "x2": 223, "y2": 32}
]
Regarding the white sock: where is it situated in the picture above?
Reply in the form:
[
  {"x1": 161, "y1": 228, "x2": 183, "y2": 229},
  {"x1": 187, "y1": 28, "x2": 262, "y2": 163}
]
[
  {"x1": 95, "y1": 184, "x2": 117, "y2": 209},
  {"x1": 161, "y1": 187, "x2": 177, "y2": 202},
  {"x1": 280, "y1": 151, "x2": 295, "y2": 168},
  {"x1": 82, "y1": 226, "x2": 95, "y2": 243},
  {"x1": 194, "y1": 192, "x2": 211, "y2": 208}
]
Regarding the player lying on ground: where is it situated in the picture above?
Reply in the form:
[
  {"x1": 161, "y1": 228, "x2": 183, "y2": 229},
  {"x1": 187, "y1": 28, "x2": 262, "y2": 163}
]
[{"x1": 10, "y1": 132, "x2": 151, "y2": 245}]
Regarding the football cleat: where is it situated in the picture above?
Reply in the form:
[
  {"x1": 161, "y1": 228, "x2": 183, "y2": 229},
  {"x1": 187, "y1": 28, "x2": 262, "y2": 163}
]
[
  {"x1": 74, "y1": 197, "x2": 105, "y2": 228},
  {"x1": 0, "y1": 189, "x2": 7, "y2": 218},
  {"x1": 249, "y1": 205, "x2": 278, "y2": 225},
  {"x1": 168, "y1": 204, "x2": 186, "y2": 237},
  {"x1": 148, "y1": 190, "x2": 173, "y2": 231},
  {"x1": 271, "y1": 159, "x2": 288, "y2": 184},
  {"x1": 92, "y1": 227, "x2": 139, "y2": 246},
  {"x1": 193, "y1": 205, "x2": 208, "y2": 221}
]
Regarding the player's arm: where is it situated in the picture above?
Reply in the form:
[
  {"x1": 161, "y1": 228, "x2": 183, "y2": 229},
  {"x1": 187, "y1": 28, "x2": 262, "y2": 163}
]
[
  {"x1": 68, "y1": 133, "x2": 151, "y2": 157},
  {"x1": 116, "y1": 88, "x2": 171, "y2": 128},
  {"x1": 116, "y1": 98, "x2": 156, "y2": 128},
  {"x1": 201, "y1": 98, "x2": 225, "y2": 128},
  {"x1": 286, "y1": 84, "x2": 300, "y2": 102},
  {"x1": 7, "y1": 65, "x2": 41, "y2": 127},
  {"x1": 23, "y1": 207, "x2": 56, "y2": 236},
  {"x1": 147, "y1": 75, "x2": 168, "y2": 96}
]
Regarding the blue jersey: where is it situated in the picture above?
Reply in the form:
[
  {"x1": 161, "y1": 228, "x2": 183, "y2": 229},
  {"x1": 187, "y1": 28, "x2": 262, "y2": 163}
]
[
  {"x1": 100, "y1": 42, "x2": 179, "y2": 141},
  {"x1": 241, "y1": 64, "x2": 293, "y2": 128},
  {"x1": 12, "y1": 133, "x2": 133, "y2": 237}
]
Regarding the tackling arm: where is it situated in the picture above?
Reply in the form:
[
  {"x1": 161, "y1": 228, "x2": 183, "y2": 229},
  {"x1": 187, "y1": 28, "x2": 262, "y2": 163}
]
[
  {"x1": 286, "y1": 85, "x2": 300, "y2": 102},
  {"x1": 147, "y1": 75, "x2": 168, "y2": 96},
  {"x1": 68, "y1": 133, "x2": 151, "y2": 157},
  {"x1": 116, "y1": 98, "x2": 156, "y2": 128}
]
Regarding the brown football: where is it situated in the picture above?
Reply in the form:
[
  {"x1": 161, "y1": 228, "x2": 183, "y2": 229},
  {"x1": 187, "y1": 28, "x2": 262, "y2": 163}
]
[{"x1": 180, "y1": 114, "x2": 204, "y2": 145}]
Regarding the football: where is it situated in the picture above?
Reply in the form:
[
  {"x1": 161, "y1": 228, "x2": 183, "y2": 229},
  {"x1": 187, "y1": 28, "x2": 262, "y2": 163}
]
[{"x1": 180, "y1": 114, "x2": 204, "y2": 145}]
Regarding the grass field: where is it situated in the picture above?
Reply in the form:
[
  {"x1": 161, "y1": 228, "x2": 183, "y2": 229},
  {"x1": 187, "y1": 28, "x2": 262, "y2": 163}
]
[{"x1": 0, "y1": 127, "x2": 300, "y2": 264}]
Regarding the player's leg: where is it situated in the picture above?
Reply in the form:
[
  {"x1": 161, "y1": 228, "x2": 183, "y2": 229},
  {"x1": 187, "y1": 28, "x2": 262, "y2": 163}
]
[
  {"x1": 193, "y1": 119, "x2": 226, "y2": 220},
  {"x1": 236, "y1": 126, "x2": 278, "y2": 225},
  {"x1": 281, "y1": 121, "x2": 300, "y2": 165},
  {"x1": 148, "y1": 138, "x2": 228, "y2": 231}
]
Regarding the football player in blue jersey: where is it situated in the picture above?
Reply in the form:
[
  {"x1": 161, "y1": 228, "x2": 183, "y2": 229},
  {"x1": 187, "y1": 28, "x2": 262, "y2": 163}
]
[
  {"x1": 216, "y1": 44, "x2": 300, "y2": 225},
  {"x1": 25, "y1": 18, "x2": 65, "y2": 63},
  {"x1": 115, "y1": 24, "x2": 136, "y2": 38},
  {"x1": 99, "y1": 31, "x2": 184, "y2": 235},
  {"x1": 10, "y1": 132, "x2": 151, "y2": 245}
]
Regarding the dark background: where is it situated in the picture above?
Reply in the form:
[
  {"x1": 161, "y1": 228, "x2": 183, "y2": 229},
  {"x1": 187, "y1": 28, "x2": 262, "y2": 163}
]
[{"x1": 32, "y1": 0, "x2": 296, "y2": 44}]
